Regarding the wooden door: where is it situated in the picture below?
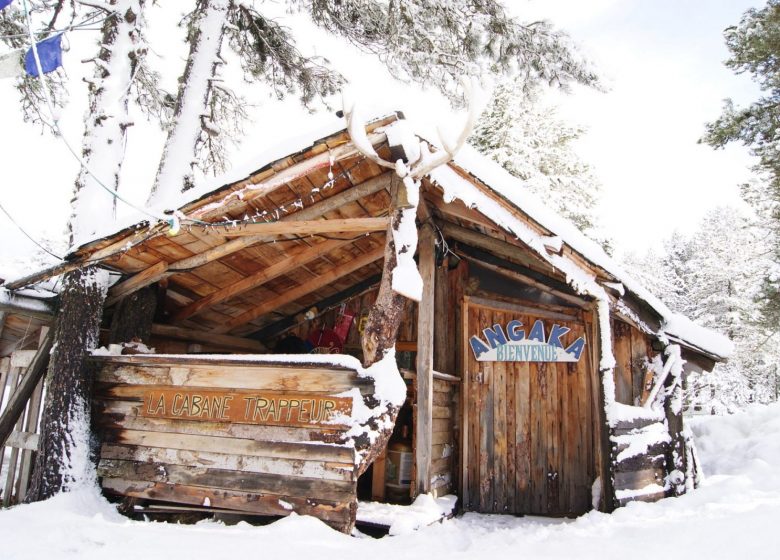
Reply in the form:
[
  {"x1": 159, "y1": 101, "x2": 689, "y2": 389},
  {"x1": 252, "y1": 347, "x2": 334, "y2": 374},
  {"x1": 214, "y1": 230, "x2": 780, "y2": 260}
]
[{"x1": 461, "y1": 297, "x2": 596, "y2": 516}]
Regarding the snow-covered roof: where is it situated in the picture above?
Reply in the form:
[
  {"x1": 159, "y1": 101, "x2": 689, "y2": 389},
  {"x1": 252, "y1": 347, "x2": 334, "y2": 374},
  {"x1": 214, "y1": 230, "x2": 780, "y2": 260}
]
[
  {"x1": 64, "y1": 110, "x2": 732, "y2": 361},
  {"x1": 430, "y1": 144, "x2": 733, "y2": 360}
]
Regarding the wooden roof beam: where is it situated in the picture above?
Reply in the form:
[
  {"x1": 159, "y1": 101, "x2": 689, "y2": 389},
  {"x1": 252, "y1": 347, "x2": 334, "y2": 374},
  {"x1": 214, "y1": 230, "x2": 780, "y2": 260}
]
[
  {"x1": 171, "y1": 236, "x2": 359, "y2": 323},
  {"x1": 149, "y1": 324, "x2": 267, "y2": 353},
  {"x1": 438, "y1": 220, "x2": 556, "y2": 275},
  {"x1": 215, "y1": 217, "x2": 388, "y2": 237},
  {"x1": 215, "y1": 246, "x2": 385, "y2": 334},
  {"x1": 104, "y1": 172, "x2": 393, "y2": 307},
  {"x1": 186, "y1": 129, "x2": 391, "y2": 221}
]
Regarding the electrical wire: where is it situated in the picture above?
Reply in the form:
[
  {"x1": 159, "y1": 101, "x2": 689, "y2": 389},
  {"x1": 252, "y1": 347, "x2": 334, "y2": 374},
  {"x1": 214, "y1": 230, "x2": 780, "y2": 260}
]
[
  {"x1": 0, "y1": 10, "x2": 108, "y2": 40},
  {"x1": 0, "y1": 200, "x2": 64, "y2": 260},
  {"x1": 21, "y1": 0, "x2": 168, "y2": 226}
]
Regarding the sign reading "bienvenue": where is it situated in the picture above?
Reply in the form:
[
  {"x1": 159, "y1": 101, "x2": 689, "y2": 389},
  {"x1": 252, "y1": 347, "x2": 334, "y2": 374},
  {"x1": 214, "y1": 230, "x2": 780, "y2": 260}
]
[{"x1": 470, "y1": 319, "x2": 586, "y2": 362}]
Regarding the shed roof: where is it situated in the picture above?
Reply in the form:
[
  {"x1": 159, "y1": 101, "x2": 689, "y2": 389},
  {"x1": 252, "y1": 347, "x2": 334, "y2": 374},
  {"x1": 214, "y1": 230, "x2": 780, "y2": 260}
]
[{"x1": 9, "y1": 112, "x2": 732, "y2": 361}]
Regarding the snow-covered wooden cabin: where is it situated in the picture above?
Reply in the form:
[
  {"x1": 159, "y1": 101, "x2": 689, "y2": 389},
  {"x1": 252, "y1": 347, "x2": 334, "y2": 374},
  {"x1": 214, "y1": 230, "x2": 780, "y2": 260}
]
[{"x1": 0, "y1": 112, "x2": 731, "y2": 531}]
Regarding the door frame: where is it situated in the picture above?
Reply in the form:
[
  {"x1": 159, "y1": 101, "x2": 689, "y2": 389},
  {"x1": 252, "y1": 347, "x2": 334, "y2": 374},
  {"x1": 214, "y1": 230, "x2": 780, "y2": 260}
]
[{"x1": 459, "y1": 294, "x2": 586, "y2": 513}]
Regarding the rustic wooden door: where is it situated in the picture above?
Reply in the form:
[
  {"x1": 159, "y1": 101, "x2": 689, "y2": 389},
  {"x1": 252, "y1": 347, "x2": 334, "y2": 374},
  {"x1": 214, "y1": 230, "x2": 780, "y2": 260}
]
[{"x1": 461, "y1": 296, "x2": 596, "y2": 516}]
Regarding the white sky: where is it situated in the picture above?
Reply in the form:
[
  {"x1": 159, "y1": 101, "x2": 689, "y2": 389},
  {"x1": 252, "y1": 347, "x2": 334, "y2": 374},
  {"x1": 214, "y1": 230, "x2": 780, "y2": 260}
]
[{"x1": 0, "y1": 0, "x2": 767, "y2": 273}]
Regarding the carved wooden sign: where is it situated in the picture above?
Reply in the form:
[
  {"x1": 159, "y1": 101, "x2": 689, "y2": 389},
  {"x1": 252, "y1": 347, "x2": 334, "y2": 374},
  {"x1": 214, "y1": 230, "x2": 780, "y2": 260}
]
[
  {"x1": 470, "y1": 318, "x2": 586, "y2": 362},
  {"x1": 140, "y1": 387, "x2": 352, "y2": 428}
]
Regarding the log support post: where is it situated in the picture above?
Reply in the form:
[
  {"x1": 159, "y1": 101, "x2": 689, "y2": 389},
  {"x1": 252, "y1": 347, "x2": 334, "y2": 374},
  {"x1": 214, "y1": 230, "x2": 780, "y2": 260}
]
[
  {"x1": 26, "y1": 266, "x2": 109, "y2": 502},
  {"x1": 415, "y1": 223, "x2": 435, "y2": 496}
]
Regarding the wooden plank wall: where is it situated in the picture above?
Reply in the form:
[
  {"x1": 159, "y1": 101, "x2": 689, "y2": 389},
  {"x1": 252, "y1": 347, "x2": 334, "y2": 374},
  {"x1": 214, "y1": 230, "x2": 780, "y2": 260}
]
[
  {"x1": 462, "y1": 298, "x2": 596, "y2": 516},
  {"x1": 430, "y1": 377, "x2": 458, "y2": 496},
  {"x1": 611, "y1": 319, "x2": 655, "y2": 406},
  {"x1": 0, "y1": 343, "x2": 46, "y2": 507},
  {"x1": 609, "y1": 321, "x2": 669, "y2": 506},
  {"x1": 610, "y1": 416, "x2": 668, "y2": 507},
  {"x1": 91, "y1": 356, "x2": 375, "y2": 532}
]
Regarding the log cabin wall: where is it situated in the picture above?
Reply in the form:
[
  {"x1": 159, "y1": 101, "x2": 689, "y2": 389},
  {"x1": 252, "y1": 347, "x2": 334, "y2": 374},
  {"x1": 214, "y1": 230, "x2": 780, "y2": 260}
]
[
  {"x1": 608, "y1": 320, "x2": 669, "y2": 506},
  {"x1": 611, "y1": 319, "x2": 658, "y2": 407},
  {"x1": 90, "y1": 355, "x2": 381, "y2": 532}
]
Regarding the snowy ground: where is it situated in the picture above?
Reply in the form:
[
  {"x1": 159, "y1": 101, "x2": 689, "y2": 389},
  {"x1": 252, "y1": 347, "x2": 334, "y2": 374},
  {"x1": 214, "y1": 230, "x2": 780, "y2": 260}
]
[{"x1": 1, "y1": 403, "x2": 778, "y2": 560}]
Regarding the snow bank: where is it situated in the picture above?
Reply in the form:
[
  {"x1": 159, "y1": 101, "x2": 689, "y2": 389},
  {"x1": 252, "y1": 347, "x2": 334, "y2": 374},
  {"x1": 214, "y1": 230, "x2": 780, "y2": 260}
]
[
  {"x1": 1, "y1": 404, "x2": 779, "y2": 559},
  {"x1": 357, "y1": 494, "x2": 457, "y2": 536}
]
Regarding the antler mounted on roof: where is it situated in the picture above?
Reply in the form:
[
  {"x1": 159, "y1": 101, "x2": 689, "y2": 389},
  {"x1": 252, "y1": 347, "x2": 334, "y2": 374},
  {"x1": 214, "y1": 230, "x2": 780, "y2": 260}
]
[
  {"x1": 343, "y1": 76, "x2": 479, "y2": 182},
  {"x1": 343, "y1": 76, "x2": 480, "y2": 367}
]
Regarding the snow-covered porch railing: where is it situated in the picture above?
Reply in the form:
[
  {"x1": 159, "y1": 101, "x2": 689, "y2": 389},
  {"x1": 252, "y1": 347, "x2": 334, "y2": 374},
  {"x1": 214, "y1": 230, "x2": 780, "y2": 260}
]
[{"x1": 89, "y1": 351, "x2": 405, "y2": 533}]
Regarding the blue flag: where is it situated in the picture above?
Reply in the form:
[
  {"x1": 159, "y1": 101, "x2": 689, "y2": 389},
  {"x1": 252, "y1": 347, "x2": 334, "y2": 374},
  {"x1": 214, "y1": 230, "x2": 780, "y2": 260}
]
[
  {"x1": 0, "y1": 0, "x2": 14, "y2": 11},
  {"x1": 24, "y1": 34, "x2": 63, "y2": 77}
]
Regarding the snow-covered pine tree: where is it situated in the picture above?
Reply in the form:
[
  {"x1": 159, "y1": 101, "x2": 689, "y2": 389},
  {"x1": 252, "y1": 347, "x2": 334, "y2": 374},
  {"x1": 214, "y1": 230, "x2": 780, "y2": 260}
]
[
  {"x1": 469, "y1": 80, "x2": 604, "y2": 241},
  {"x1": 621, "y1": 205, "x2": 779, "y2": 413},
  {"x1": 0, "y1": 1, "x2": 69, "y2": 129},
  {"x1": 27, "y1": 0, "x2": 153, "y2": 502},
  {"x1": 146, "y1": 0, "x2": 600, "y2": 207},
  {"x1": 684, "y1": 207, "x2": 780, "y2": 412}
]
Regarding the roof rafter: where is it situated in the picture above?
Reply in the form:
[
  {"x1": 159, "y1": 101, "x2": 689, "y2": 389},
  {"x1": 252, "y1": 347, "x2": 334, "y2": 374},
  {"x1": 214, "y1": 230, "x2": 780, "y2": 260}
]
[
  {"x1": 171, "y1": 236, "x2": 361, "y2": 323},
  {"x1": 104, "y1": 172, "x2": 393, "y2": 307},
  {"x1": 216, "y1": 246, "x2": 385, "y2": 334}
]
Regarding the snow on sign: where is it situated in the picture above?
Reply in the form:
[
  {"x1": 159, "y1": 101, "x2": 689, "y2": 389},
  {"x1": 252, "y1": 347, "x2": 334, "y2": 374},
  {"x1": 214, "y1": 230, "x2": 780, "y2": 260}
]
[{"x1": 469, "y1": 318, "x2": 586, "y2": 362}]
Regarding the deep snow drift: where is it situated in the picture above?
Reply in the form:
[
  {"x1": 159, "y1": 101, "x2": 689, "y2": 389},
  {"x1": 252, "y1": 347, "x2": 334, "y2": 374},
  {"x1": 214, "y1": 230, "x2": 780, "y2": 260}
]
[{"x1": 1, "y1": 403, "x2": 779, "y2": 560}]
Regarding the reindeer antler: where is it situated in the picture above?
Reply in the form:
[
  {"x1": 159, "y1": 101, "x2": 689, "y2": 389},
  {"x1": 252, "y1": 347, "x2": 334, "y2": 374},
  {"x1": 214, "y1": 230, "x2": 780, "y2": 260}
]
[{"x1": 343, "y1": 76, "x2": 480, "y2": 181}]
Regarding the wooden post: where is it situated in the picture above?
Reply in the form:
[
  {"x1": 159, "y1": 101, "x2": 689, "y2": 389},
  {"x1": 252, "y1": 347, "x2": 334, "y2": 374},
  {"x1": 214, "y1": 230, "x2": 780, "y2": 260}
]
[
  {"x1": 415, "y1": 223, "x2": 435, "y2": 496},
  {"x1": 26, "y1": 266, "x2": 108, "y2": 502}
]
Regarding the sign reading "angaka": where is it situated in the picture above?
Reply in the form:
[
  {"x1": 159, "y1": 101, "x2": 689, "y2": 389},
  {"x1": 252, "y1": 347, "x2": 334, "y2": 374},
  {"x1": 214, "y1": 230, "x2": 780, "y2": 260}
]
[{"x1": 470, "y1": 319, "x2": 585, "y2": 362}]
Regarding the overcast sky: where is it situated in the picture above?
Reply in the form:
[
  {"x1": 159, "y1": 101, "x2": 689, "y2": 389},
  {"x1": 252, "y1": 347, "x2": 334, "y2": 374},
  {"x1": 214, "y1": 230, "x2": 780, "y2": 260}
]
[{"x1": 0, "y1": 0, "x2": 767, "y2": 274}]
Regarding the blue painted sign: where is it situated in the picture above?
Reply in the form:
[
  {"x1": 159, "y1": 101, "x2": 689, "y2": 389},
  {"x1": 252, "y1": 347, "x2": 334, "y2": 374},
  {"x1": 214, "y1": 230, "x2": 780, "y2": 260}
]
[{"x1": 470, "y1": 319, "x2": 585, "y2": 362}]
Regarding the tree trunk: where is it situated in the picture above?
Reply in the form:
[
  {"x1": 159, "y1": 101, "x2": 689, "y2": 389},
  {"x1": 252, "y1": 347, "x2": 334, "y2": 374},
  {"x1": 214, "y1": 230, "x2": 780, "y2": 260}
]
[
  {"x1": 68, "y1": 0, "x2": 147, "y2": 245},
  {"x1": 108, "y1": 285, "x2": 158, "y2": 344},
  {"x1": 360, "y1": 221, "x2": 407, "y2": 367},
  {"x1": 146, "y1": 0, "x2": 229, "y2": 208},
  {"x1": 26, "y1": 267, "x2": 108, "y2": 502}
]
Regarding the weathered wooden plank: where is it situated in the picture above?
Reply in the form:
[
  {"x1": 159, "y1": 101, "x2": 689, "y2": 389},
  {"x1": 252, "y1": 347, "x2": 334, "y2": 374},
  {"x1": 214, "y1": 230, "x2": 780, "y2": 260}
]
[
  {"x1": 217, "y1": 217, "x2": 389, "y2": 237},
  {"x1": 493, "y1": 356, "x2": 507, "y2": 513},
  {"x1": 614, "y1": 451, "x2": 667, "y2": 473},
  {"x1": 431, "y1": 431, "x2": 454, "y2": 445},
  {"x1": 100, "y1": 443, "x2": 353, "y2": 482},
  {"x1": 149, "y1": 324, "x2": 269, "y2": 352},
  {"x1": 431, "y1": 405, "x2": 452, "y2": 419},
  {"x1": 514, "y1": 346, "x2": 531, "y2": 513},
  {"x1": 371, "y1": 449, "x2": 386, "y2": 501},
  {"x1": 2, "y1": 367, "x2": 25, "y2": 507},
  {"x1": 433, "y1": 391, "x2": 454, "y2": 406},
  {"x1": 95, "y1": 401, "x2": 347, "y2": 444},
  {"x1": 101, "y1": 429, "x2": 355, "y2": 463},
  {"x1": 127, "y1": 386, "x2": 352, "y2": 428},
  {"x1": 10, "y1": 350, "x2": 36, "y2": 369},
  {"x1": 106, "y1": 261, "x2": 169, "y2": 307},
  {"x1": 4, "y1": 430, "x2": 39, "y2": 451},
  {"x1": 97, "y1": 459, "x2": 354, "y2": 502},
  {"x1": 0, "y1": 332, "x2": 52, "y2": 449},
  {"x1": 415, "y1": 223, "x2": 435, "y2": 497},
  {"x1": 613, "y1": 467, "x2": 665, "y2": 490},
  {"x1": 612, "y1": 321, "x2": 633, "y2": 405},
  {"x1": 433, "y1": 264, "x2": 448, "y2": 373},
  {"x1": 96, "y1": 363, "x2": 369, "y2": 391},
  {"x1": 100, "y1": 478, "x2": 354, "y2": 528},
  {"x1": 465, "y1": 295, "x2": 580, "y2": 323}
]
